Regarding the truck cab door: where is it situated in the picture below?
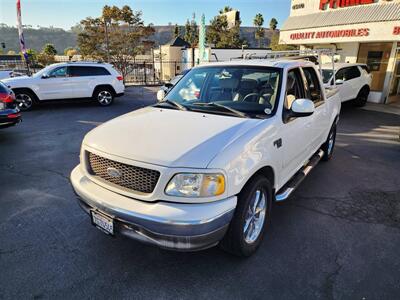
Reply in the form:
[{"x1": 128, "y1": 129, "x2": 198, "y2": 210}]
[{"x1": 279, "y1": 68, "x2": 315, "y2": 184}]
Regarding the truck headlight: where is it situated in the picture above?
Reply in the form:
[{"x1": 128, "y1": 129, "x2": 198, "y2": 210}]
[{"x1": 165, "y1": 173, "x2": 225, "y2": 197}]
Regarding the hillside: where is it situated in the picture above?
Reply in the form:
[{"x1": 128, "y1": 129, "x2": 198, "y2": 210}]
[{"x1": 0, "y1": 25, "x2": 276, "y2": 53}]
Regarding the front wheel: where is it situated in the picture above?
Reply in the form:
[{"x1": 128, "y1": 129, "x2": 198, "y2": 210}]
[
  {"x1": 220, "y1": 176, "x2": 272, "y2": 257},
  {"x1": 321, "y1": 124, "x2": 337, "y2": 161},
  {"x1": 94, "y1": 88, "x2": 114, "y2": 106}
]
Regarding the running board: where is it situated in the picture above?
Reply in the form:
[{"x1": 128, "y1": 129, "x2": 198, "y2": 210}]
[{"x1": 275, "y1": 150, "x2": 324, "y2": 202}]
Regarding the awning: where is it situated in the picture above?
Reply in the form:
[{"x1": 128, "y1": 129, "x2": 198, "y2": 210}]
[{"x1": 282, "y1": 2, "x2": 400, "y2": 31}]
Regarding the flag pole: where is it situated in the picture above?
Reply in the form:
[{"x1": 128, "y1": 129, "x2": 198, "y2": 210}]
[{"x1": 16, "y1": 0, "x2": 30, "y2": 75}]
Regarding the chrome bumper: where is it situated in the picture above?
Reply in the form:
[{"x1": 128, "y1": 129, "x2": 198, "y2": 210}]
[{"x1": 70, "y1": 166, "x2": 237, "y2": 251}]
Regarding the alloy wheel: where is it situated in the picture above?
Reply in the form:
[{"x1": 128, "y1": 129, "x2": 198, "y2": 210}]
[
  {"x1": 98, "y1": 91, "x2": 113, "y2": 105},
  {"x1": 15, "y1": 93, "x2": 33, "y2": 110},
  {"x1": 243, "y1": 189, "x2": 267, "y2": 244}
]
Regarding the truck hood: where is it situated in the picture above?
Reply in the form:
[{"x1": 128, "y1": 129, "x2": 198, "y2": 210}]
[{"x1": 84, "y1": 107, "x2": 261, "y2": 168}]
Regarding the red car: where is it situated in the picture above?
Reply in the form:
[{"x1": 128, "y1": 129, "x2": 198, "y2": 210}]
[{"x1": 0, "y1": 81, "x2": 21, "y2": 128}]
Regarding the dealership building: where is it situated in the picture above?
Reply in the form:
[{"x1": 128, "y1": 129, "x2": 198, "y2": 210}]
[{"x1": 280, "y1": 0, "x2": 400, "y2": 104}]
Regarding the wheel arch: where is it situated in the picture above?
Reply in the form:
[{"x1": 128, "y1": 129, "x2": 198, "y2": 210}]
[
  {"x1": 241, "y1": 166, "x2": 275, "y2": 193},
  {"x1": 359, "y1": 84, "x2": 370, "y2": 95},
  {"x1": 12, "y1": 87, "x2": 40, "y2": 102},
  {"x1": 92, "y1": 84, "x2": 116, "y2": 97}
]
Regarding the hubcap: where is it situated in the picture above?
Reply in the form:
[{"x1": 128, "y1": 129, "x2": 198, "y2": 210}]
[
  {"x1": 243, "y1": 189, "x2": 267, "y2": 244},
  {"x1": 98, "y1": 91, "x2": 112, "y2": 105},
  {"x1": 15, "y1": 94, "x2": 33, "y2": 110},
  {"x1": 328, "y1": 130, "x2": 335, "y2": 154}
]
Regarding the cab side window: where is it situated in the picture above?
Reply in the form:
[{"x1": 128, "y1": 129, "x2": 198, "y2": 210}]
[
  {"x1": 285, "y1": 68, "x2": 304, "y2": 110},
  {"x1": 302, "y1": 67, "x2": 322, "y2": 104}
]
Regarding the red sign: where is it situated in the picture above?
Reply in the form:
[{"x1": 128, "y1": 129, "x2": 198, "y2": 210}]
[
  {"x1": 320, "y1": 0, "x2": 375, "y2": 10},
  {"x1": 290, "y1": 28, "x2": 370, "y2": 40},
  {"x1": 394, "y1": 27, "x2": 400, "y2": 35}
]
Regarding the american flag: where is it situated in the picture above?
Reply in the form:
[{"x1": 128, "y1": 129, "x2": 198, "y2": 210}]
[{"x1": 16, "y1": 0, "x2": 29, "y2": 62}]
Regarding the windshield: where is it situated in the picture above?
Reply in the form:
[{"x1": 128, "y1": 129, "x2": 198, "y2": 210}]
[
  {"x1": 33, "y1": 65, "x2": 55, "y2": 77},
  {"x1": 322, "y1": 69, "x2": 334, "y2": 84},
  {"x1": 164, "y1": 66, "x2": 282, "y2": 118}
]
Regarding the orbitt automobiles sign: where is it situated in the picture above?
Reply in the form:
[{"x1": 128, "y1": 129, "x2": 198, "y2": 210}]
[{"x1": 319, "y1": 0, "x2": 380, "y2": 10}]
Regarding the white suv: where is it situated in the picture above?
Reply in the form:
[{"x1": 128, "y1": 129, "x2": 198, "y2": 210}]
[
  {"x1": 322, "y1": 63, "x2": 372, "y2": 106},
  {"x1": 1, "y1": 62, "x2": 125, "y2": 110}
]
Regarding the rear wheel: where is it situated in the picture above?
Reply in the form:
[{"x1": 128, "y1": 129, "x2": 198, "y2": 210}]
[
  {"x1": 14, "y1": 90, "x2": 36, "y2": 111},
  {"x1": 321, "y1": 124, "x2": 337, "y2": 161},
  {"x1": 220, "y1": 176, "x2": 272, "y2": 257},
  {"x1": 353, "y1": 87, "x2": 369, "y2": 107},
  {"x1": 94, "y1": 88, "x2": 114, "y2": 106}
]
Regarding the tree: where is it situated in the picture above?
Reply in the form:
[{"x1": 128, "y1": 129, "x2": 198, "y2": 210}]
[
  {"x1": 183, "y1": 14, "x2": 198, "y2": 47},
  {"x1": 77, "y1": 5, "x2": 154, "y2": 79},
  {"x1": 270, "y1": 18, "x2": 278, "y2": 31},
  {"x1": 42, "y1": 43, "x2": 57, "y2": 55},
  {"x1": 173, "y1": 24, "x2": 181, "y2": 38},
  {"x1": 270, "y1": 32, "x2": 298, "y2": 51},
  {"x1": 207, "y1": 8, "x2": 243, "y2": 48},
  {"x1": 253, "y1": 13, "x2": 265, "y2": 48},
  {"x1": 66, "y1": 48, "x2": 78, "y2": 57},
  {"x1": 219, "y1": 6, "x2": 233, "y2": 14}
]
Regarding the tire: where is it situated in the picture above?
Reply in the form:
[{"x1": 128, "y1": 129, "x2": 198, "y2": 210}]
[
  {"x1": 353, "y1": 87, "x2": 369, "y2": 107},
  {"x1": 220, "y1": 175, "x2": 272, "y2": 257},
  {"x1": 94, "y1": 87, "x2": 114, "y2": 106},
  {"x1": 14, "y1": 89, "x2": 36, "y2": 111},
  {"x1": 321, "y1": 123, "x2": 337, "y2": 161}
]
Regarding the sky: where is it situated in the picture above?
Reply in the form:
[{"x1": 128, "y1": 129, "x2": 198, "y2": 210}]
[{"x1": 0, "y1": 0, "x2": 291, "y2": 30}]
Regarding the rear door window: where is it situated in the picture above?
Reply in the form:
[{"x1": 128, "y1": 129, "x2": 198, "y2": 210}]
[
  {"x1": 302, "y1": 67, "x2": 322, "y2": 104},
  {"x1": 70, "y1": 66, "x2": 111, "y2": 77}
]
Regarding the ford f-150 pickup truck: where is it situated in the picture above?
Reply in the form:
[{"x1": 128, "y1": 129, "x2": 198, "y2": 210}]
[{"x1": 71, "y1": 57, "x2": 341, "y2": 256}]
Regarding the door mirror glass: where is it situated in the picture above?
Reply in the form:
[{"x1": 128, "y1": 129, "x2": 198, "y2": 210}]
[
  {"x1": 157, "y1": 89, "x2": 166, "y2": 102},
  {"x1": 335, "y1": 79, "x2": 344, "y2": 85},
  {"x1": 290, "y1": 98, "x2": 315, "y2": 117},
  {"x1": 164, "y1": 83, "x2": 174, "y2": 89}
]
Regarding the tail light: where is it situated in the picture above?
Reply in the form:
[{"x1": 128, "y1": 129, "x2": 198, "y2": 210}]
[
  {"x1": 117, "y1": 75, "x2": 123, "y2": 81},
  {"x1": 0, "y1": 93, "x2": 15, "y2": 103}
]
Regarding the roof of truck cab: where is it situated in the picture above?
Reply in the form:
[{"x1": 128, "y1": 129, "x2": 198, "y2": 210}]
[{"x1": 198, "y1": 59, "x2": 317, "y2": 70}]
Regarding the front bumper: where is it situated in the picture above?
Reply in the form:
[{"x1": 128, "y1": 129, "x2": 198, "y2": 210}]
[{"x1": 70, "y1": 166, "x2": 237, "y2": 251}]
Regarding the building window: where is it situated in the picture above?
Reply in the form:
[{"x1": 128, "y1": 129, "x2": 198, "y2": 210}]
[{"x1": 357, "y1": 43, "x2": 393, "y2": 92}]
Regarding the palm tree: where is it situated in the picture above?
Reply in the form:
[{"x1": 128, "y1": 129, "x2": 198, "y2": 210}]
[
  {"x1": 219, "y1": 6, "x2": 233, "y2": 14},
  {"x1": 253, "y1": 13, "x2": 265, "y2": 48},
  {"x1": 270, "y1": 18, "x2": 278, "y2": 31}
]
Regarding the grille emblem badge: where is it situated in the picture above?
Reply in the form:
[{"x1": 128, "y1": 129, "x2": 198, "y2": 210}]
[{"x1": 107, "y1": 167, "x2": 122, "y2": 178}]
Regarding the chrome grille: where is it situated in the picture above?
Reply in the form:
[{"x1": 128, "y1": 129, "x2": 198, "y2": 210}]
[{"x1": 88, "y1": 152, "x2": 160, "y2": 194}]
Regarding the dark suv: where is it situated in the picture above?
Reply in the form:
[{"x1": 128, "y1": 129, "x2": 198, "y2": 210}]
[{"x1": 0, "y1": 81, "x2": 21, "y2": 128}]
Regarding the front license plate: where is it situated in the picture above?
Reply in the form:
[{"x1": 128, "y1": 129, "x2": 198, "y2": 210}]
[{"x1": 91, "y1": 211, "x2": 114, "y2": 235}]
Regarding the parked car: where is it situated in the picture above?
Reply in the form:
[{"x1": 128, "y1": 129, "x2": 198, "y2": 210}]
[
  {"x1": 1, "y1": 62, "x2": 125, "y2": 111},
  {"x1": 157, "y1": 68, "x2": 191, "y2": 101},
  {"x1": 322, "y1": 63, "x2": 372, "y2": 106},
  {"x1": 71, "y1": 59, "x2": 341, "y2": 256},
  {"x1": 0, "y1": 81, "x2": 21, "y2": 128}
]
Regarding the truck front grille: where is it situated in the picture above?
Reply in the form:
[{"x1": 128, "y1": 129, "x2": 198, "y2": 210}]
[{"x1": 87, "y1": 152, "x2": 160, "y2": 194}]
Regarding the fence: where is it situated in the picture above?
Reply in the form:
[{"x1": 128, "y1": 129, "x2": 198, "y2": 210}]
[{"x1": 0, "y1": 56, "x2": 193, "y2": 85}]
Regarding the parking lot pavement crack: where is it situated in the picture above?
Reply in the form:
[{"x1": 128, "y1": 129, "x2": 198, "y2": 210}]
[
  {"x1": 289, "y1": 190, "x2": 400, "y2": 229},
  {"x1": 41, "y1": 168, "x2": 70, "y2": 181},
  {"x1": 323, "y1": 253, "x2": 343, "y2": 300}
]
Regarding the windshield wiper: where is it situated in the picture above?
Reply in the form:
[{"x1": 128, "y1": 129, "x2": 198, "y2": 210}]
[
  {"x1": 156, "y1": 100, "x2": 188, "y2": 111},
  {"x1": 192, "y1": 102, "x2": 249, "y2": 118}
]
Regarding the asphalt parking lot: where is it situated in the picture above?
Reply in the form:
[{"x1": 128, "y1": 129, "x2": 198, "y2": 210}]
[{"x1": 1, "y1": 87, "x2": 399, "y2": 299}]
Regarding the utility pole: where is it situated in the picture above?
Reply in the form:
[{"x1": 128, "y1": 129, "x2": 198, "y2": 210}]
[{"x1": 104, "y1": 18, "x2": 110, "y2": 63}]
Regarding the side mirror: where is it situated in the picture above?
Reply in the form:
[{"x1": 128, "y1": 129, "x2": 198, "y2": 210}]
[
  {"x1": 290, "y1": 98, "x2": 315, "y2": 117},
  {"x1": 41, "y1": 74, "x2": 49, "y2": 79},
  {"x1": 157, "y1": 89, "x2": 166, "y2": 102},
  {"x1": 335, "y1": 79, "x2": 344, "y2": 85},
  {"x1": 164, "y1": 83, "x2": 174, "y2": 89}
]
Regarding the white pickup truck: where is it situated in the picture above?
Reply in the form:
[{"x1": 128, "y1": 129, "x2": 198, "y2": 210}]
[{"x1": 71, "y1": 58, "x2": 341, "y2": 256}]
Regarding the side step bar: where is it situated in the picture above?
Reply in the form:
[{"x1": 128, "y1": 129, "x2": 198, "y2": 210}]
[{"x1": 275, "y1": 150, "x2": 324, "y2": 202}]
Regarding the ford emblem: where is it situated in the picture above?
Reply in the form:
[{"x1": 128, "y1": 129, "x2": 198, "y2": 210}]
[{"x1": 107, "y1": 167, "x2": 122, "y2": 178}]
